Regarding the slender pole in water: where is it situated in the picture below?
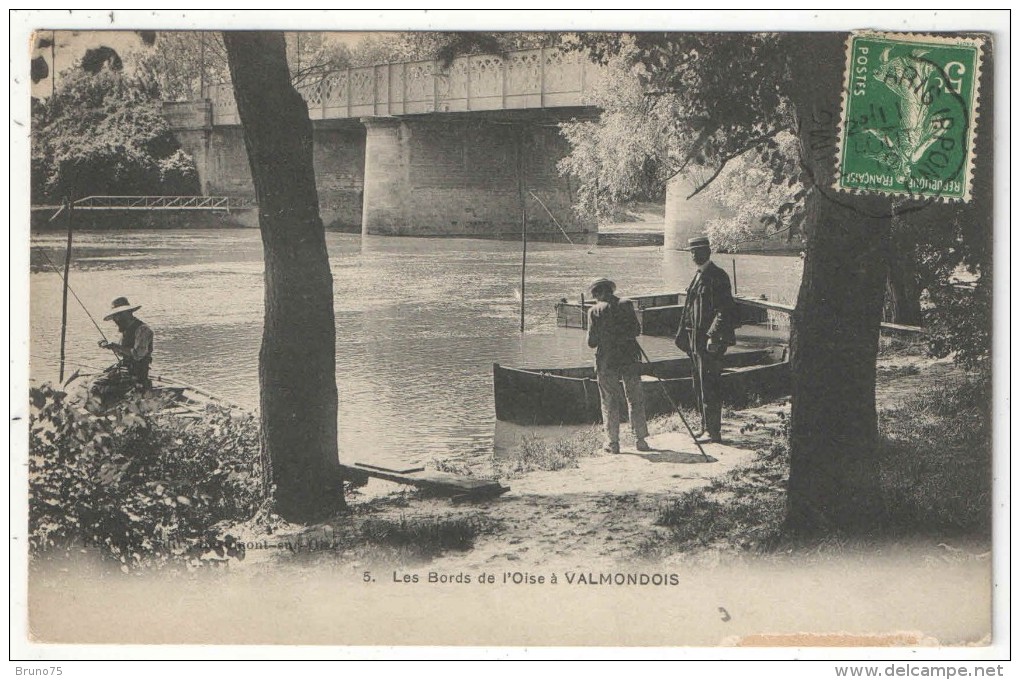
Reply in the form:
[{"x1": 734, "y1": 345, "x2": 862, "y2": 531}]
[
  {"x1": 731, "y1": 257, "x2": 738, "y2": 295},
  {"x1": 517, "y1": 128, "x2": 527, "y2": 333},
  {"x1": 58, "y1": 199, "x2": 73, "y2": 383}
]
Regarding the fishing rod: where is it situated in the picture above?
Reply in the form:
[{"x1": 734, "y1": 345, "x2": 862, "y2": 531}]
[
  {"x1": 36, "y1": 248, "x2": 109, "y2": 343},
  {"x1": 637, "y1": 343, "x2": 709, "y2": 461},
  {"x1": 30, "y1": 352, "x2": 111, "y2": 374}
]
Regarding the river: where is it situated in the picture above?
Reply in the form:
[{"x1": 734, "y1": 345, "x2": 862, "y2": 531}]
[{"x1": 29, "y1": 228, "x2": 803, "y2": 469}]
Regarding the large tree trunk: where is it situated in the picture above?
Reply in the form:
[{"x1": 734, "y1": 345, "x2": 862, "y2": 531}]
[
  {"x1": 785, "y1": 34, "x2": 890, "y2": 534},
  {"x1": 223, "y1": 32, "x2": 343, "y2": 522}
]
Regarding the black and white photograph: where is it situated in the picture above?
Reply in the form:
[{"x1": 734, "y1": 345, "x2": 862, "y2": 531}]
[{"x1": 10, "y1": 9, "x2": 1010, "y2": 665}]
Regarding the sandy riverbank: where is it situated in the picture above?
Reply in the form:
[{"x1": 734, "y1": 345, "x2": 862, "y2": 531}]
[{"x1": 225, "y1": 348, "x2": 975, "y2": 575}]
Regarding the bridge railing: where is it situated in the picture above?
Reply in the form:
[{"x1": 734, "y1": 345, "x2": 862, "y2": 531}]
[
  {"x1": 73, "y1": 196, "x2": 255, "y2": 211},
  {"x1": 206, "y1": 46, "x2": 598, "y2": 126}
]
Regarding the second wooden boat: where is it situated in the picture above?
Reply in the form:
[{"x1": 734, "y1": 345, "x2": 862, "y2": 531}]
[{"x1": 492, "y1": 345, "x2": 789, "y2": 426}]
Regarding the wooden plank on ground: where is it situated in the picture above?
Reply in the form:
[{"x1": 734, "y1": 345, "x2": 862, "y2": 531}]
[
  {"x1": 340, "y1": 463, "x2": 509, "y2": 499},
  {"x1": 354, "y1": 461, "x2": 426, "y2": 474}
]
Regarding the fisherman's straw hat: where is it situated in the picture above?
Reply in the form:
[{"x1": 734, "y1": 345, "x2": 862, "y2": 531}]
[
  {"x1": 104, "y1": 296, "x2": 141, "y2": 320},
  {"x1": 681, "y1": 236, "x2": 712, "y2": 251},
  {"x1": 588, "y1": 277, "x2": 616, "y2": 294}
]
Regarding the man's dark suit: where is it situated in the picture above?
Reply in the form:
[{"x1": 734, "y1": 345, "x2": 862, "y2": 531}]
[{"x1": 675, "y1": 260, "x2": 736, "y2": 439}]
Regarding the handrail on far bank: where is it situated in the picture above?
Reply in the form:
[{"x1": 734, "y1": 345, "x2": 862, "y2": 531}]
[{"x1": 63, "y1": 195, "x2": 256, "y2": 211}]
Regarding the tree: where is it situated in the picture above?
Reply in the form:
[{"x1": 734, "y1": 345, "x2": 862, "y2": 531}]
[
  {"x1": 222, "y1": 31, "x2": 343, "y2": 522},
  {"x1": 571, "y1": 32, "x2": 907, "y2": 533},
  {"x1": 134, "y1": 32, "x2": 230, "y2": 101},
  {"x1": 31, "y1": 64, "x2": 199, "y2": 201},
  {"x1": 557, "y1": 55, "x2": 676, "y2": 222},
  {"x1": 135, "y1": 31, "x2": 355, "y2": 100},
  {"x1": 910, "y1": 57, "x2": 994, "y2": 369},
  {"x1": 783, "y1": 34, "x2": 890, "y2": 533},
  {"x1": 284, "y1": 32, "x2": 354, "y2": 90}
]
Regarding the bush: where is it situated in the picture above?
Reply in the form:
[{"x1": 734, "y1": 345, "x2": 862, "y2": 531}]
[
  {"x1": 159, "y1": 149, "x2": 202, "y2": 195},
  {"x1": 31, "y1": 67, "x2": 200, "y2": 202},
  {"x1": 28, "y1": 384, "x2": 264, "y2": 570},
  {"x1": 924, "y1": 282, "x2": 992, "y2": 371}
]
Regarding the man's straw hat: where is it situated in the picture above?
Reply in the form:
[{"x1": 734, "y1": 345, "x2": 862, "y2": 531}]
[
  {"x1": 681, "y1": 236, "x2": 712, "y2": 251},
  {"x1": 103, "y1": 296, "x2": 141, "y2": 321}
]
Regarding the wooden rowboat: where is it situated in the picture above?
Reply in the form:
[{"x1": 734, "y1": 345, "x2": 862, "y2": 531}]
[
  {"x1": 492, "y1": 345, "x2": 789, "y2": 426},
  {"x1": 78, "y1": 367, "x2": 247, "y2": 418}
]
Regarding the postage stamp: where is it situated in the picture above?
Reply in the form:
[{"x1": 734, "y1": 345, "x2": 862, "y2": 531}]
[{"x1": 836, "y1": 31, "x2": 986, "y2": 201}]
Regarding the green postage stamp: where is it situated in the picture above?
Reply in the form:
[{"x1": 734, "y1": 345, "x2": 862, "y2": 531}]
[{"x1": 837, "y1": 31, "x2": 985, "y2": 202}]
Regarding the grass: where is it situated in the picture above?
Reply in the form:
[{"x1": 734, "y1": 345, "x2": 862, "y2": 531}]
[
  {"x1": 245, "y1": 511, "x2": 489, "y2": 568},
  {"x1": 430, "y1": 457, "x2": 474, "y2": 477},
  {"x1": 876, "y1": 363, "x2": 922, "y2": 381},
  {"x1": 495, "y1": 426, "x2": 604, "y2": 478},
  {"x1": 638, "y1": 416, "x2": 790, "y2": 559},
  {"x1": 641, "y1": 367, "x2": 992, "y2": 559},
  {"x1": 356, "y1": 515, "x2": 480, "y2": 556},
  {"x1": 648, "y1": 408, "x2": 702, "y2": 436},
  {"x1": 878, "y1": 372, "x2": 992, "y2": 536}
]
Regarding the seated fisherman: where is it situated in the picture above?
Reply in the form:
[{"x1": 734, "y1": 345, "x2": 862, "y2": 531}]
[{"x1": 90, "y1": 297, "x2": 154, "y2": 408}]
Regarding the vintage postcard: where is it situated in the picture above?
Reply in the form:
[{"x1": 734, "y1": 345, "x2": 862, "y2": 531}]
[{"x1": 10, "y1": 10, "x2": 1009, "y2": 663}]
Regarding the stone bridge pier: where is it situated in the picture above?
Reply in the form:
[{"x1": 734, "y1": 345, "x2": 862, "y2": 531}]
[{"x1": 361, "y1": 113, "x2": 589, "y2": 237}]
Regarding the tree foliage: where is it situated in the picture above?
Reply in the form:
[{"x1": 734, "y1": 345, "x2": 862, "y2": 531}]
[
  {"x1": 557, "y1": 55, "x2": 675, "y2": 221},
  {"x1": 697, "y1": 131, "x2": 805, "y2": 250},
  {"x1": 31, "y1": 63, "x2": 199, "y2": 201},
  {"x1": 905, "y1": 200, "x2": 992, "y2": 368},
  {"x1": 351, "y1": 31, "x2": 556, "y2": 67},
  {"x1": 559, "y1": 34, "x2": 807, "y2": 241},
  {"x1": 284, "y1": 32, "x2": 356, "y2": 89}
]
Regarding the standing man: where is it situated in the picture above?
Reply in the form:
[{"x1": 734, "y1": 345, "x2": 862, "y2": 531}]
[
  {"x1": 98, "y1": 296, "x2": 154, "y2": 389},
  {"x1": 587, "y1": 277, "x2": 650, "y2": 454},
  {"x1": 675, "y1": 237, "x2": 736, "y2": 444}
]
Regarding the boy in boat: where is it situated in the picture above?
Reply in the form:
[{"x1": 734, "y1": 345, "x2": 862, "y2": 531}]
[
  {"x1": 675, "y1": 236, "x2": 736, "y2": 444},
  {"x1": 586, "y1": 277, "x2": 650, "y2": 454},
  {"x1": 89, "y1": 297, "x2": 154, "y2": 408}
]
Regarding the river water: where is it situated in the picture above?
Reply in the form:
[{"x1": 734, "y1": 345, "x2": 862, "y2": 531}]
[{"x1": 29, "y1": 228, "x2": 802, "y2": 469}]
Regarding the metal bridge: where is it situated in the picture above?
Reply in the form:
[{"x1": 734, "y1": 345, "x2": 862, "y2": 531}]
[
  {"x1": 204, "y1": 46, "x2": 600, "y2": 126},
  {"x1": 69, "y1": 195, "x2": 255, "y2": 211}
]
